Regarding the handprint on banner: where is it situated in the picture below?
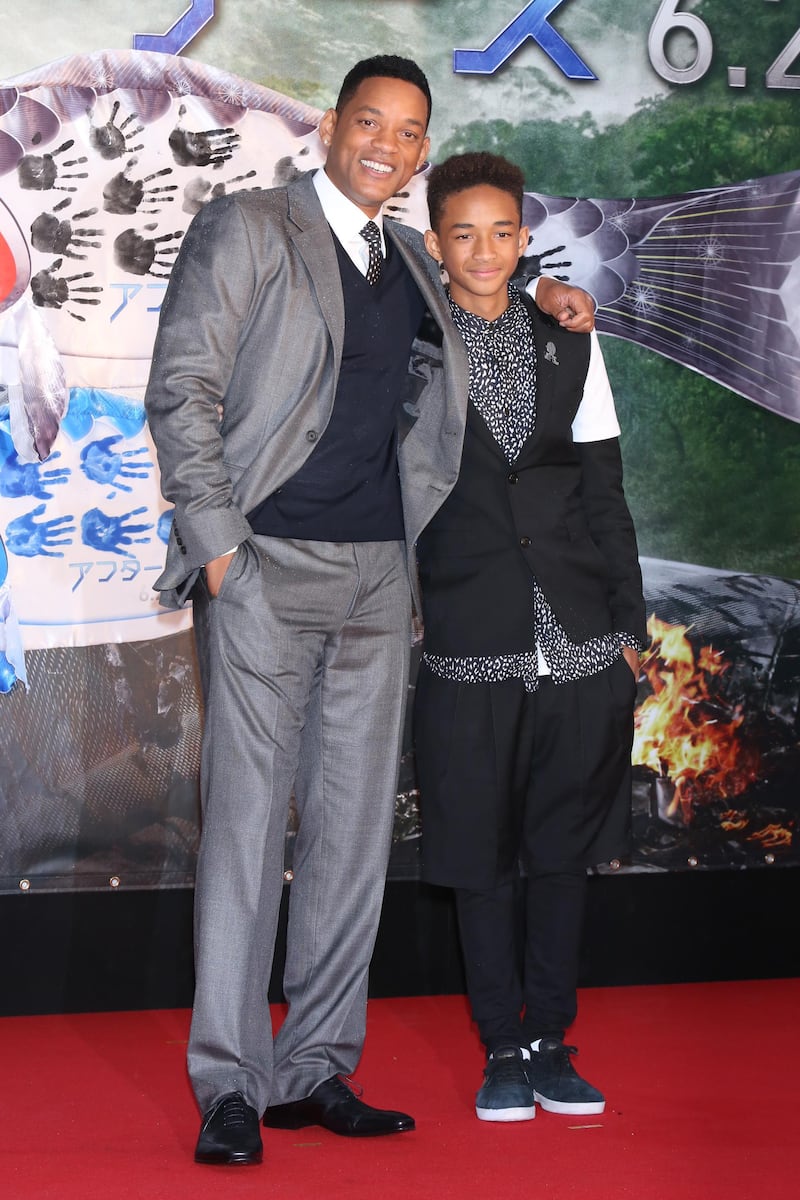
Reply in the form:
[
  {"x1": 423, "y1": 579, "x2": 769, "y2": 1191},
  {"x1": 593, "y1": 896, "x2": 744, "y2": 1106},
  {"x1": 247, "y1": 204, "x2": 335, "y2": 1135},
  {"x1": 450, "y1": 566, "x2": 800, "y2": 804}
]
[
  {"x1": 79, "y1": 435, "x2": 153, "y2": 495},
  {"x1": 113, "y1": 225, "x2": 184, "y2": 278},
  {"x1": 0, "y1": 532, "x2": 18, "y2": 692},
  {"x1": 169, "y1": 104, "x2": 240, "y2": 168},
  {"x1": 81, "y1": 505, "x2": 153, "y2": 554},
  {"x1": 0, "y1": 444, "x2": 70, "y2": 500},
  {"x1": 30, "y1": 258, "x2": 102, "y2": 319},
  {"x1": 513, "y1": 236, "x2": 573, "y2": 284},
  {"x1": 88, "y1": 101, "x2": 144, "y2": 161},
  {"x1": 5, "y1": 503, "x2": 75, "y2": 558},
  {"x1": 182, "y1": 169, "x2": 257, "y2": 215},
  {"x1": 30, "y1": 199, "x2": 104, "y2": 261},
  {"x1": 273, "y1": 144, "x2": 313, "y2": 187},
  {"x1": 17, "y1": 137, "x2": 89, "y2": 192},
  {"x1": 103, "y1": 158, "x2": 177, "y2": 215},
  {"x1": 62, "y1": 388, "x2": 146, "y2": 441},
  {"x1": 156, "y1": 509, "x2": 174, "y2": 544}
]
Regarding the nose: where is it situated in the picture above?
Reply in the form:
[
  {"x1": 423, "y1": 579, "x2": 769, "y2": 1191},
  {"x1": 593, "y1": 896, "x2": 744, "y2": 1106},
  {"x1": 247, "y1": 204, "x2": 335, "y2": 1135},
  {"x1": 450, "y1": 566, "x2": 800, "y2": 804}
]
[
  {"x1": 473, "y1": 236, "x2": 496, "y2": 260},
  {"x1": 369, "y1": 126, "x2": 395, "y2": 156}
]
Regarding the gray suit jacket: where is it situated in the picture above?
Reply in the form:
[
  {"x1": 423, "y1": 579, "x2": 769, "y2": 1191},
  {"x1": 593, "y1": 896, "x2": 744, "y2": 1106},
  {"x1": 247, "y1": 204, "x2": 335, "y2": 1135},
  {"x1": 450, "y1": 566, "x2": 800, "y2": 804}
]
[{"x1": 144, "y1": 171, "x2": 469, "y2": 610}]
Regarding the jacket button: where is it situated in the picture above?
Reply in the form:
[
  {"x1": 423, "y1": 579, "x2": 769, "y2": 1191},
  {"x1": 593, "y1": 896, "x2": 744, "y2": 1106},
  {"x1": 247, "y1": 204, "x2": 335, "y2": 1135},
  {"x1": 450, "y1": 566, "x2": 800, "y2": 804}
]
[
  {"x1": 306, "y1": 429, "x2": 318, "y2": 442},
  {"x1": 519, "y1": 536, "x2": 531, "y2": 548},
  {"x1": 508, "y1": 472, "x2": 518, "y2": 484}
]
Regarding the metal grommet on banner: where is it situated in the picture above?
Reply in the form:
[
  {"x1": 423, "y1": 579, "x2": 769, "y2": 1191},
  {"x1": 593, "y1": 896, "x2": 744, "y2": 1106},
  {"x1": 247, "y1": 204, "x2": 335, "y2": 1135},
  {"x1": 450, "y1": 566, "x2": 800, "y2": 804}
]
[
  {"x1": 109, "y1": 875, "x2": 121, "y2": 889},
  {"x1": 283, "y1": 870, "x2": 294, "y2": 882},
  {"x1": 19, "y1": 878, "x2": 31, "y2": 892},
  {"x1": 687, "y1": 856, "x2": 699, "y2": 868},
  {"x1": 764, "y1": 854, "x2": 775, "y2": 865},
  {"x1": 609, "y1": 859, "x2": 621, "y2": 871}
]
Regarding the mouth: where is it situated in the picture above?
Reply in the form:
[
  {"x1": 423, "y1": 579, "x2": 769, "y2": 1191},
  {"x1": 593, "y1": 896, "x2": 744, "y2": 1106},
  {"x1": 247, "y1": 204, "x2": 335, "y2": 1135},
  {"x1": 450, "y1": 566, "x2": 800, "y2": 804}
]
[{"x1": 360, "y1": 158, "x2": 393, "y2": 176}]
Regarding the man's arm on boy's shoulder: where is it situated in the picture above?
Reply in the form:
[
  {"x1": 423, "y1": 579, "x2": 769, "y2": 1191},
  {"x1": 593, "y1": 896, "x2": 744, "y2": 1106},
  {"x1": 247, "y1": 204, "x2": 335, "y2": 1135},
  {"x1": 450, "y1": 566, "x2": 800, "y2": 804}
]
[{"x1": 527, "y1": 276, "x2": 595, "y2": 332}]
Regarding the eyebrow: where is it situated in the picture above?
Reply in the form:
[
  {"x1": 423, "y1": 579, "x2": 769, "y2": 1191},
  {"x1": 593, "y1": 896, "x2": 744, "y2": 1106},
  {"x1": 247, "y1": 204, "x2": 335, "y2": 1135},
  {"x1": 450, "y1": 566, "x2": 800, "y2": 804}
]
[
  {"x1": 449, "y1": 219, "x2": 516, "y2": 229},
  {"x1": 354, "y1": 104, "x2": 426, "y2": 130}
]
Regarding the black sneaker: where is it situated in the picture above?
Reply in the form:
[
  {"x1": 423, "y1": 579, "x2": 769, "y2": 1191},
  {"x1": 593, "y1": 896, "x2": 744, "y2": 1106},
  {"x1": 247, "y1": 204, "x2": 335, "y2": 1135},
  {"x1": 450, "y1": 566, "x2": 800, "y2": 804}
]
[
  {"x1": 475, "y1": 1046, "x2": 535, "y2": 1123},
  {"x1": 527, "y1": 1038, "x2": 605, "y2": 1115},
  {"x1": 195, "y1": 1090, "x2": 263, "y2": 1165}
]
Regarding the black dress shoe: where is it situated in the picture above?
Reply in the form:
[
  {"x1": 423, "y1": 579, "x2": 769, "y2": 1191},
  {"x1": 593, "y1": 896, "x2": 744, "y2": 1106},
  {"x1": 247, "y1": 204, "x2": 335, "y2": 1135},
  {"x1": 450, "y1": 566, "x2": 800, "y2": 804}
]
[
  {"x1": 195, "y1": 1091, "x2": 263, "y2": 1165},
  {"x1": 262, "y1": 1075, "x2": 415, "y2": 1137}
]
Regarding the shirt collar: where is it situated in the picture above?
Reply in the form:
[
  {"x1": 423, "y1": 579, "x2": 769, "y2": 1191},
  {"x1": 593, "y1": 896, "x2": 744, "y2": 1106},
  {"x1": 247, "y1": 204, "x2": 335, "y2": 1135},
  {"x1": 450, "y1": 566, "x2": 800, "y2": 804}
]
[
  {"x1": 313, "y1": 167, "x2": 386, "y2": 255},
  {"x1": 448, "y1": 284, "x2": 522, "y2": 336}
]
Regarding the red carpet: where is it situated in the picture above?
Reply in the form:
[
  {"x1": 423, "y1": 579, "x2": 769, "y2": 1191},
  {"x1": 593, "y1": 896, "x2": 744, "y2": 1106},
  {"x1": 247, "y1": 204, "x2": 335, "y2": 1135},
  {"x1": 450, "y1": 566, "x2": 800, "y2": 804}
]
[{"x1": 4, "y1": 981, "x2": 798, "y2": 1200}]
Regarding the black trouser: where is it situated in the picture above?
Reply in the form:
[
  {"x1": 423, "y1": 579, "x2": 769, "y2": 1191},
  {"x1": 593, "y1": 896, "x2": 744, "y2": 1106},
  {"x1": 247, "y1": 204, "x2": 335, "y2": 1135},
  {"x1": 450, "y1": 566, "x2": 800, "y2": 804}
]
[
  {"x1": 415, "y1": 660, "x2": 637, "y2": 1054},
  {"x1": 455, "y1": 870, "x2": 587, "y2": 1053}
]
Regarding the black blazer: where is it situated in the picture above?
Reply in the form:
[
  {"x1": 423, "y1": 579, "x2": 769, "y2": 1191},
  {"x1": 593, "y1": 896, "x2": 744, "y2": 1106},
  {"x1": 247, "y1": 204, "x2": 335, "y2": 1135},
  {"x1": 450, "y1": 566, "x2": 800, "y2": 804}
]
[{"x1": 415, "y1": 296, "x2": 646, "y2": 655}]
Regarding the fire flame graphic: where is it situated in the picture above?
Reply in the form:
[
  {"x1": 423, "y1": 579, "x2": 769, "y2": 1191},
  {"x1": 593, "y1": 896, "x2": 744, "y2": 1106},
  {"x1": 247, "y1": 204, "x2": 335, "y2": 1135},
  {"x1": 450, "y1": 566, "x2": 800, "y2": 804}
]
[{"x1": 632, "y1": 616, "x2": 761, "y2": 824}]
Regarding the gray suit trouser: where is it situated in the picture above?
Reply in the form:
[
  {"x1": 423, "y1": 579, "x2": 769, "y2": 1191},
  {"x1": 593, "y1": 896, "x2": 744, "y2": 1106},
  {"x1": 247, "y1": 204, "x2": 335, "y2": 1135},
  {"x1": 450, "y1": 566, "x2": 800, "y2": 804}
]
[{"x1": 186, "y1": 535, "x2": 411, "y2": 1115}]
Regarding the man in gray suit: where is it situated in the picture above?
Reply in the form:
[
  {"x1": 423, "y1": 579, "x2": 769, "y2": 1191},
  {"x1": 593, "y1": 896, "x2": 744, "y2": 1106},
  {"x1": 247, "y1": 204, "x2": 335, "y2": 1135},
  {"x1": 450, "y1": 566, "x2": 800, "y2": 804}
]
[{"x1": 145, "y1": 55, "x2": 594, "y2": 1167}]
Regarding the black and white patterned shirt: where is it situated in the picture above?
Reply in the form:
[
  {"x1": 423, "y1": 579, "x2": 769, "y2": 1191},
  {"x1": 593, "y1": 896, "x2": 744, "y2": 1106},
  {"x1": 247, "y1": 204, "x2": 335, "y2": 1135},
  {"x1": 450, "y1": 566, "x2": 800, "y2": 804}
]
[{"x1": 423, "y1": 287, "x2": 640, "y2": 693}]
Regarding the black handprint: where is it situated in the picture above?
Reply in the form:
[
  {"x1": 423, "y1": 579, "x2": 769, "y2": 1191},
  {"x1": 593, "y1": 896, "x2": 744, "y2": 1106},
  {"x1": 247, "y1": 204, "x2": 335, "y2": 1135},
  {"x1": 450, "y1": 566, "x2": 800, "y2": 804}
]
[
  {"x1": 272, "y1": 145, "x2": 311, "y2": 186},
  {"x1": 103, "y1": 158, "x2": 177, "y2": 215},
  {"x1": 513, "y1": 240, "x2": 572, "y2": 285},
  {"x1": 182, "y1": 169, "x2": 257, "y2": 215},
  {"x1": 30, "y1": 259, "x2": 102, "y2": 321},
  {"x1": 30, "y1": 198, "x2": 104, "y2": 261},
  {"x1": 113, "y1": 225, "x2": 184, "y2": 278},
  {"x1": 88, "y1": 101, "x2": 144, "y2": 161},
  {"x1": 168, "y1": 104, "x2": 240, "y2": 169},
  {"x1": 17, "y1": 137, "x2": 88, "y2": 193}
]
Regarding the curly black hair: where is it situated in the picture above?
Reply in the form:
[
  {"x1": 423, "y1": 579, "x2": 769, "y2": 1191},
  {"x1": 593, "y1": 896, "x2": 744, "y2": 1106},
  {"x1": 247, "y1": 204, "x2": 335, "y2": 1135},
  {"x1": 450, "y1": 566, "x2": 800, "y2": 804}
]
[
  {"x1": 336, "y1": 56, "x2": 432, "y2": 127},
  {"x1": 426, "y1": 152, "x2": 524, "y2": 231}
]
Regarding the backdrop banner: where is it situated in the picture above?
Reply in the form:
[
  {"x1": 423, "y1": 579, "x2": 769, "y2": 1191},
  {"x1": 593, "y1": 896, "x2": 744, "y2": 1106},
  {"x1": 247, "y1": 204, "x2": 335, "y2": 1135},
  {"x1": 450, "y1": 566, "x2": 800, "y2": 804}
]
[{"x1": 1, "y1": 2, "x2": 798, "y2": 891}]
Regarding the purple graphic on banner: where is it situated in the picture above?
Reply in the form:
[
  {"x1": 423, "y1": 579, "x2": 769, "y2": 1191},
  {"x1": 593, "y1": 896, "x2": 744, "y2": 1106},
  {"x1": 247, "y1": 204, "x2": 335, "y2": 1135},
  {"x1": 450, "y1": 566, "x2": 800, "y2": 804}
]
[{"x1": 516, "y1": 173, "x2": 800, "y2": 423}]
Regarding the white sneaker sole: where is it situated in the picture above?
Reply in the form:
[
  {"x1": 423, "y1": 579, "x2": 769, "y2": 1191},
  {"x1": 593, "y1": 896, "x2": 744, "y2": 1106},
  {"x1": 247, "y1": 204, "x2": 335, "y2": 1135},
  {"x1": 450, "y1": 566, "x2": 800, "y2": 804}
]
[
  {"x1": 476, "y1": 1104, "x2": 536, "y2": 1122},
  {"x1": 534, "y1": 1092, "x2": 605, "y2": 1115}
]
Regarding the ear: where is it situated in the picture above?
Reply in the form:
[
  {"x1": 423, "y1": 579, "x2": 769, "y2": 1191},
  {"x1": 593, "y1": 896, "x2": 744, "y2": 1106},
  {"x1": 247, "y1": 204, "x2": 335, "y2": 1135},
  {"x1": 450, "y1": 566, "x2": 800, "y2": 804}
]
[
  {"x1": 416, "y1": 135, "x2": 431, "y2": 171},
  {"x1": 424, "y1": 228, "x2": 442, "y2": 263},
  {"x1": 518, "y1": 225, "x2": 529, "y2": 257},
  {"x1": 318, "y1": 107, "x2": 337, "y2": 147}
]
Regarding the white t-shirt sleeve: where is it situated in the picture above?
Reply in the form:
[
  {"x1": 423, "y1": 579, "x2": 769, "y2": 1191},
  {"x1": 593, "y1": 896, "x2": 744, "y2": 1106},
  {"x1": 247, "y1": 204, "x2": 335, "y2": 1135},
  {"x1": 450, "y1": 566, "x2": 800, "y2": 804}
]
[{"x1": 571, "y1": 331, "x2": 620, "y2": 443}]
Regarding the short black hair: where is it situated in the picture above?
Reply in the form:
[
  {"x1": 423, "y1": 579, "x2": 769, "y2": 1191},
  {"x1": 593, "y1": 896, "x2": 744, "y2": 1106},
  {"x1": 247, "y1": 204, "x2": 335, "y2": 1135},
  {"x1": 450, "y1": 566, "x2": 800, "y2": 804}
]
[
  {"x1": 426, "y1": 152, "x2": 524, "y2": 232},
  {"x1": 336, "y1": 55, "x2": 432, "y2": 127}
]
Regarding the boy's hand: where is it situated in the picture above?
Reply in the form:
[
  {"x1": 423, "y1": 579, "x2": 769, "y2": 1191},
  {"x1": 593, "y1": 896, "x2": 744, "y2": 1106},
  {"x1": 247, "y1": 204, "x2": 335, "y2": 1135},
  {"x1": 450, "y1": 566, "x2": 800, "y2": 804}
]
[
  {"x1": 536, "y1": 277, "x2": 595, "y2": 332},
  {"x1": 621, "y1": 645, "x2": 640, "y2": 679}
]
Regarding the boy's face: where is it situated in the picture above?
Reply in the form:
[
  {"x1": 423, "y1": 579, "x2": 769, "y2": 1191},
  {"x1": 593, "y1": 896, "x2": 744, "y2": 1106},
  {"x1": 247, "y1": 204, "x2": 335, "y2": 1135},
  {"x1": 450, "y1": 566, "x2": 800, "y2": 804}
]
[
  {"x1": 425, "y1": 184, "x2": 529, "y2": 321},
  {"x1": 319, "y1": 75, "x2": 430, "y2": 217}
]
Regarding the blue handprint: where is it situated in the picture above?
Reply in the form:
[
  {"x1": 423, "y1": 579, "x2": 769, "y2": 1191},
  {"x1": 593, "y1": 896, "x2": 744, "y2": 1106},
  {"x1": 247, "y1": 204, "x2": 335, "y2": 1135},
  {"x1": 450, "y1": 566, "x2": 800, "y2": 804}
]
[
  {"x1": 81, "y1": 505, "x2": 153, "y2": 554},
  {"x1": 6, "y1": 504, "x2": 75, "y2": 557},
  {"x1": 0, "y1": 650, "x2": 15, "y2": 692},
  {"x1": 157, "y1": 509, "x2": 174, "y2": 544},
  {"x1": 62, "y1": 388, "x2": 146, "y2": 441},
  {"x1": 0, "y1": 448, "x2": 70, "y2": 500},
  {"x1": 0, "y1": 579, "x2": 17, "y2": 693},
  {"x1": 80, "y1": 435, "x2": 153, "y2": 494}
]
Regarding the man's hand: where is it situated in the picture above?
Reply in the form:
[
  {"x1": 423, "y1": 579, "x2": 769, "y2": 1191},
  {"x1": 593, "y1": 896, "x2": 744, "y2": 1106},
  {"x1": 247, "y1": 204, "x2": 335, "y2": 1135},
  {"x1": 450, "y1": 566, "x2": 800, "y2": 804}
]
[
  {"x1": 536, "y1": 277, "x2": 595, "y2": 332},
  {"x1": 621, "y1": 644, "x2": 640, "y2": 680},
  {"x1": 204, "y1": 549, "x2": 236, "y2": 597}
]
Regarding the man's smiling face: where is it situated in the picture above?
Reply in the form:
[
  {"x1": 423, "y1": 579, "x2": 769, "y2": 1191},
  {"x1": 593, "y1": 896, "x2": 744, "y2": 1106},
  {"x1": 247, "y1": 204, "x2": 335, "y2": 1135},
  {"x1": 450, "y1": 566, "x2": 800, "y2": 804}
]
[{"x1": 319, "y1": 75, "x2": 430, "y2": 217}]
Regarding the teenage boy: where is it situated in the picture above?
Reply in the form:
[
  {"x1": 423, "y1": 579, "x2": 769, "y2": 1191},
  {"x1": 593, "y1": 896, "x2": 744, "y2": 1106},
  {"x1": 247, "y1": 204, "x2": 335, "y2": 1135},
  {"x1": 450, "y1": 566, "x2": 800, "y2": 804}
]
[
  {"x1": 146, "y1": 59, "x2": 595, "y2": 1165},
  {"x1": 413, "y1": 152, "x2": 646, "y2": 1123}
]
